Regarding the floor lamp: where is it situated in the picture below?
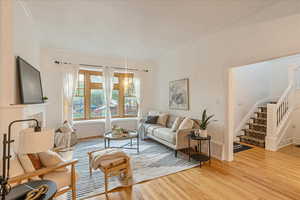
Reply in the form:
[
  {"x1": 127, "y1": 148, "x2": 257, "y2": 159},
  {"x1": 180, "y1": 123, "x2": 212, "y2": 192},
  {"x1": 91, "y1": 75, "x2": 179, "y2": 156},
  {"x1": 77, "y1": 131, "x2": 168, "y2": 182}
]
[{"x1": 0, "y1": 119, "x2": 54, "y2": 200}]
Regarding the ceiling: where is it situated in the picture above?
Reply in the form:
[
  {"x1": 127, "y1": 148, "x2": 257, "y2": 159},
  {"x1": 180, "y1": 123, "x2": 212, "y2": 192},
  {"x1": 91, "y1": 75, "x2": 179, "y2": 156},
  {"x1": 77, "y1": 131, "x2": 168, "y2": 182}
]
[{"x1": 21, "y1": 0, "x2": 300, "y2": 61}]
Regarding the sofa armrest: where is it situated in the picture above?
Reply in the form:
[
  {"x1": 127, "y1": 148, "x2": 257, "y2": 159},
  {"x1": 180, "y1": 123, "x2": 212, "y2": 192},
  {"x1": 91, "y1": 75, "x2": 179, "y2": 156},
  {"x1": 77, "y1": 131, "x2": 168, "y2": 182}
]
[
  {"x1": 8, "y1": 159, "x2": 78, "y2": 184},
  {"x1": 175, "y1": 128, "x2": 199, "y2": 149}
]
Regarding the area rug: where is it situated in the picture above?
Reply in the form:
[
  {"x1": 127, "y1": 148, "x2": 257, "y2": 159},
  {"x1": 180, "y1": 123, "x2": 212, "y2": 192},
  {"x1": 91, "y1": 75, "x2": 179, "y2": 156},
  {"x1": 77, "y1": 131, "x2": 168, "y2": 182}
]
[
  {"x1": 67, "y1": 138, "x2": 198, "y2": 199},
  {"x1": 233, "y1": 142, "x2": 252, "y2": 153}
]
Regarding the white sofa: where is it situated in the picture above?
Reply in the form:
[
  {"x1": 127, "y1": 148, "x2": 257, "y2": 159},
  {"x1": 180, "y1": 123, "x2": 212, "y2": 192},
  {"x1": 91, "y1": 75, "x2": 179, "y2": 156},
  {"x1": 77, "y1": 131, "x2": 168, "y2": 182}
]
[{"x1": 140, "y1": 114, "x2": 200, "y2": 157}]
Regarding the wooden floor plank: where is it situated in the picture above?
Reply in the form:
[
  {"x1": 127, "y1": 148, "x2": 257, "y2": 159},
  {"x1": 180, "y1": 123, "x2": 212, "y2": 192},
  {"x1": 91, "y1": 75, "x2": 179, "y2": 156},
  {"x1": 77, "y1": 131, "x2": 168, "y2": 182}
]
[{"x1": 86, "y1": 145, "x2": 300, "y2": 200}]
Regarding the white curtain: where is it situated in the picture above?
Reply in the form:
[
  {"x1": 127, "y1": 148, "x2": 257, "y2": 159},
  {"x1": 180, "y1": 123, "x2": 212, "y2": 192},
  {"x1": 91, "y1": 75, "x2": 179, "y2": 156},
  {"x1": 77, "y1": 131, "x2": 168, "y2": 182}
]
[
  {"x1": 134, "y1": 71, "x2": 143, "y2": 137},
  {"x1": 103, "y1": 67, "x2": 114, "y2": 132},
  {"x1": 133, "y1": 71, "x2": 142, "y2": 119},
  {"x1": 62, "y1": 65, "x2": 80, "y2": 125}
]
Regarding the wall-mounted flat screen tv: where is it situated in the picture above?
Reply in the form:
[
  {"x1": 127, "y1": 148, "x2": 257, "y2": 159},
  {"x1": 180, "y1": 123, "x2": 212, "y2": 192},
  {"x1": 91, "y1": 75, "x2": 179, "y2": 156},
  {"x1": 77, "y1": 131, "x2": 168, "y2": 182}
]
[{"x1": 17, "y1": 56, "x2": 44, "y2": 104}]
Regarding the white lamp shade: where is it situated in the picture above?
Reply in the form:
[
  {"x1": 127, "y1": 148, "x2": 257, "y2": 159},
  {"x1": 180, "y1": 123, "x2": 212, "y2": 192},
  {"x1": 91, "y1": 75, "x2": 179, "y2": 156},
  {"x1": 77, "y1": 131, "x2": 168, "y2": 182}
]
[{"x1": 17, "y1": 128, "x2": 54, "y2": 154}]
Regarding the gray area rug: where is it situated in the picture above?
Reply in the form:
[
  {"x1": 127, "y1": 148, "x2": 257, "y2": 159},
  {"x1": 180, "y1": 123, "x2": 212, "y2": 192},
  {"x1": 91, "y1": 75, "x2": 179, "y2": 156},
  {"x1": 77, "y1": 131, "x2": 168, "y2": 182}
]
[{"x1": 68, "y1": 138, "x2": 198, "y2": 199}]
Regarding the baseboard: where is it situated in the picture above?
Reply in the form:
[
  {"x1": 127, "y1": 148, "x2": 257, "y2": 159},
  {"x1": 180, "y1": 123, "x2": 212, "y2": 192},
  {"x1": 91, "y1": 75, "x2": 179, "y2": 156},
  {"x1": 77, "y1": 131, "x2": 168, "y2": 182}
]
[
  {"x1": 78, "y1": 135, "x2": 103, "y2": 141},
  {"x1": 293, "y1": 137, "x2": 300, "y2": 144},
  {"x1": 277, "y1": 137, "x2": 294, "y2": 150}
]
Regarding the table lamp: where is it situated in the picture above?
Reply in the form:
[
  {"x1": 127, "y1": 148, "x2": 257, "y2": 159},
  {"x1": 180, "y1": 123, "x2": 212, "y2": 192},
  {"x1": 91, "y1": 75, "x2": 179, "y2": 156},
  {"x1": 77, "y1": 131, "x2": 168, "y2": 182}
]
[{"x1": 0, "y1": 119, "x2": 54, "y2": 200}]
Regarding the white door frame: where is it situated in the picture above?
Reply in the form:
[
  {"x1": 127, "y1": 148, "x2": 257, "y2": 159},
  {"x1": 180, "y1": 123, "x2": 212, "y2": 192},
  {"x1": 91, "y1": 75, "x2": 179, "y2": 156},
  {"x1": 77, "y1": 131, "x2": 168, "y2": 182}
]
[{"x1": 225, "y1": 68, "x2": 235, "y2": 161}]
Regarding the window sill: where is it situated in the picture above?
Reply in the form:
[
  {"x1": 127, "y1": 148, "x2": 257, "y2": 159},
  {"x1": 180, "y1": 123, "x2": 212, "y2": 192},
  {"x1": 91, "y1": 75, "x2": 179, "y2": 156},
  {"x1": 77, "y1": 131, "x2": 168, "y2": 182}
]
[{"x1": 73, "y1": 117, "x2": 138, "y2": 125}]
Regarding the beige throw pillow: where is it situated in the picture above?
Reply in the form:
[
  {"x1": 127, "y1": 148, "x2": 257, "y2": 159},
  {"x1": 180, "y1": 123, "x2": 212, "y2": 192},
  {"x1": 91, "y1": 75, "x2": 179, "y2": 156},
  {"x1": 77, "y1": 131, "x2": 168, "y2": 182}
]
[
  {"x1": 157, "y1": 113, "x2": 169, "y2": 127},
  {"x1": 178, "y1": 117, "x2": 194, "y2": 130},
  {"x1": 171, "y1": 117, "x2": 183, "y2": 132},
  {"x1": 18, "y1": 154, "x2": 40, "y2": 180},
  {"x1": 38, "y1": 150, "x2": 67, "y2": 172}
]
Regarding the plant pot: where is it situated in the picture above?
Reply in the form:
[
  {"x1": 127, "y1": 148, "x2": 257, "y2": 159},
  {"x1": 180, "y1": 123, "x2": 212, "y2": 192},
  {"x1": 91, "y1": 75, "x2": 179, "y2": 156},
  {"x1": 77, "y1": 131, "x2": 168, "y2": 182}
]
[{"x1": 199, "y1": 129, "x2": 208, "y2": 137}]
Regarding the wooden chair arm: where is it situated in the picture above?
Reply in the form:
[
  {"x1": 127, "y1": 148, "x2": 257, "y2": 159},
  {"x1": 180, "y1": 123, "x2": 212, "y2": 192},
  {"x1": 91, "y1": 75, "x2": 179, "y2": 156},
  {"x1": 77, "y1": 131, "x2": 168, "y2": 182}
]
[
  {"x1": 8, "y1": 159, "x2": 78, "y2": 184},
  {"x1": 87, "y1": 148, "x2": 106, "y2": 155}
]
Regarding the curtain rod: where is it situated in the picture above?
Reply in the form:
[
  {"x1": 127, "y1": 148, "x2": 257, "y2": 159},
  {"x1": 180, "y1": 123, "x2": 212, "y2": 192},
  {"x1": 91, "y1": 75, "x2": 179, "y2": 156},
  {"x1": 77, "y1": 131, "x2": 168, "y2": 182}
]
[{"x1": 54, "y1": 60, "x2": 150, "y2": 72}]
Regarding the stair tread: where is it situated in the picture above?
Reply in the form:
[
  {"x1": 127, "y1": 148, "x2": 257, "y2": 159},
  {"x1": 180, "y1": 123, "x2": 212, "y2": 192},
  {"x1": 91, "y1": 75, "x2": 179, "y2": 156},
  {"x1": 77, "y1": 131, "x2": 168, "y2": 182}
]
[
  {"x1": 246, "y1": 122, "x2": 267, "y2": 127},
  {"x1": 242, "y1": 129, "x2": 266, "y2": 135},
  {"x1": 250, "y1": 117, "x2": 267, "y2": 120},
  {"x1": 255, "y1": 111, "x2": 267, "y2": 114},
  {"x1": 240, "y1": 135, "x2": 265, "y2": 143},
  {"x1": 258, "y1": 105, "x2": 267, "y2": 108}
]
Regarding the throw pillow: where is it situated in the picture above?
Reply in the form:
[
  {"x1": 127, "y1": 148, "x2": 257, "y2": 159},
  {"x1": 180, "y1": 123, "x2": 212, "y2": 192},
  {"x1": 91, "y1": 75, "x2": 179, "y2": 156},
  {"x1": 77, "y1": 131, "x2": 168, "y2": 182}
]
[
  {"x1": 59, "y1": 120, "x2": 74, "y2": 133},
  {"x1": 157, "y1": 113, "x2": 169, "y2": 127},
  {"x1": 178, "y1": 117, "x2": 194, "y2": 130},
  {"x1": 145, "y1": 116, "x2": 159, "y2": 124},
  {"x1": 27, "y1": 153, "x2": 43, "y2": 170},
  {"x1": 18, "y1": 154, "x2": 40, "y2": 180},
  {"x1": 171, "y1": 117, "x2": 184, "y2": 132},
  {"x1": 38, "y1": 150, "x2": 68, "y2": 172}
]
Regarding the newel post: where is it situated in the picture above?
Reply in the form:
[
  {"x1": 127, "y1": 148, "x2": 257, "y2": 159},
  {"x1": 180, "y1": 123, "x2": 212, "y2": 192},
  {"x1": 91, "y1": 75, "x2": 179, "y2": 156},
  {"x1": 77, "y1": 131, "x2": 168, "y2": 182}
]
[{"x1": 265, "y1": 103, "x2": 277, "y2": 151}]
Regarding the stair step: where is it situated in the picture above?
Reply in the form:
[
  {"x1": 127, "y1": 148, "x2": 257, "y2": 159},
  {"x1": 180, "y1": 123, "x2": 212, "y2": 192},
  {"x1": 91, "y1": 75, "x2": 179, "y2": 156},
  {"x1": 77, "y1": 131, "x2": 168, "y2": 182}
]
[
  {"x1": 242, "y1": 128, "x2": 266, "y2": 140},
  {"x1": 257, "y1": 106, "x2": 267, "y2": 112},
  {"x1": 251, "y1": 117, "x2": 266, "y2": 121},
  {"x1": 255, "y1": 111, "x2": 267, "y2": 114},
  {"x1": 246, "y1": 122, "x2": 267, "y2": 128},
  {"x1": 242, "y1": 129, "x2": 266, "y2": 135},
  {"x1": 239, "y1": 135, "x2": 265, "y2": 147}
]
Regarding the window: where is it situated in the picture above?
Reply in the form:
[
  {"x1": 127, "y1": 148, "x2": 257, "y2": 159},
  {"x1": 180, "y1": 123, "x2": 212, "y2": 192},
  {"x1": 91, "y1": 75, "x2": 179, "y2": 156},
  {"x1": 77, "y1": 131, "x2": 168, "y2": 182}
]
[{"x1": 73, "y1": 70, "x2": 138, "y2": 120}]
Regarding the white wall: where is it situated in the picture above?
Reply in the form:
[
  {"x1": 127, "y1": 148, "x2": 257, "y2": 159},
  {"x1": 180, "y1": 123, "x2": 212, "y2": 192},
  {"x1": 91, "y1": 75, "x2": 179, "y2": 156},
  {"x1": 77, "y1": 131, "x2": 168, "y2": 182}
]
[
  {"x1": 233, "y1": 63, "x2": 271, "y2": 132},
  {"x1": 13, "y1": 0, "x2": 41, "y2": 103},
  {"x1": 153, "y1": 13, "x2": 300, "y2": 160},
  {"x1": 41, "y1": 48, "x2": 156, "y2": 138},
  {"x1": 0, "y1": 0, "x2": 41, "y2": 156}
]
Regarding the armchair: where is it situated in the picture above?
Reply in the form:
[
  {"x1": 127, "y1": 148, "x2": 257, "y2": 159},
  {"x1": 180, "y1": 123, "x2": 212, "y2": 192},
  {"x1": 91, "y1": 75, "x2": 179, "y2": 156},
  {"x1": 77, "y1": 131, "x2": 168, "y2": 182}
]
[{"x1": 8, "y1": 159, "x2": 78, "y2": 200}]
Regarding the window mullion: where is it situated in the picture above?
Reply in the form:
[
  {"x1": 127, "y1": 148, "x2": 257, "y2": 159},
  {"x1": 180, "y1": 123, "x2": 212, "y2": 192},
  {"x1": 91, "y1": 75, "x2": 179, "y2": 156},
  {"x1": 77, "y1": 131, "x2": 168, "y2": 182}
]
[
  {"x1": 85, "y1": 71, "x2": 91, "y2": 120},
  {"x1": 119, "y1": 76, "x2": 125, "y2": 117}
]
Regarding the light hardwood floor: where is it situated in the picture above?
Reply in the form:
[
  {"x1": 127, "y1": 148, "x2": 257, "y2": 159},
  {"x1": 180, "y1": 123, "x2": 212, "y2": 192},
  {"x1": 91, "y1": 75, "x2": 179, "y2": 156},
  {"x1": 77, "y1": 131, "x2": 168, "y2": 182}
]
[{"x1": 86, "y1": 145, "x2": 300, "y2": 200}]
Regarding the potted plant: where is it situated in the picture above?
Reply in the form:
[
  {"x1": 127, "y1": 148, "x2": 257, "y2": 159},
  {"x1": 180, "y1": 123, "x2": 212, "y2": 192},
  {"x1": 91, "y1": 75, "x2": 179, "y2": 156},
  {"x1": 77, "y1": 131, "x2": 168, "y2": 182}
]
[{"x1": 198, "y1": 109, "x2": 216, "y2": 137}]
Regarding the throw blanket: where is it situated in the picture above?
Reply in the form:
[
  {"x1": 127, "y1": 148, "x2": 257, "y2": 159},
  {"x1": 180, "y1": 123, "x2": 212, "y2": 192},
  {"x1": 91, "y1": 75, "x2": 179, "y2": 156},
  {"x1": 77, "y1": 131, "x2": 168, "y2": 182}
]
[{"x1": 91, "y1": 149, "x2": 132, "y2": 179}]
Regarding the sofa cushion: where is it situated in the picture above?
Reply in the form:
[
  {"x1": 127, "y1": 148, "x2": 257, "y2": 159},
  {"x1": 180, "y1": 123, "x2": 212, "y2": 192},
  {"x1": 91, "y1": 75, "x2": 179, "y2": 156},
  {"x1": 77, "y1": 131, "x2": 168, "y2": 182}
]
[
  {"x1": 145, "y1": 124, "x2": 163, "y2": 135},
  {"x1": 153, "y1": 128, "x2": 176, "y2": 144},
  {"x1": 171, "y1": 117, "x2": 184, "y2": 132},
  {"x1": 166, "y1": 114, "x2": 176, "y2": 128},
  {"x1": 43, "y1": 168, "x2": 77, "y2": 189},
  {"x1": 157, "y1": 113, "x2": 169, "y2": 127},
  {"x1": 178, "y1": 117, "x2": 194, "y2": 130}
]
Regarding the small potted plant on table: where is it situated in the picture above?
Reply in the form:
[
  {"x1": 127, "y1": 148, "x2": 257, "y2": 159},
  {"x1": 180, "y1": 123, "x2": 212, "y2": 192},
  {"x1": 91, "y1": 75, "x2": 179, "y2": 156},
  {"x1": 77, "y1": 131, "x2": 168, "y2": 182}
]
[{"x1": 198, "y1": 109, "x2": 216, "y2": 137}]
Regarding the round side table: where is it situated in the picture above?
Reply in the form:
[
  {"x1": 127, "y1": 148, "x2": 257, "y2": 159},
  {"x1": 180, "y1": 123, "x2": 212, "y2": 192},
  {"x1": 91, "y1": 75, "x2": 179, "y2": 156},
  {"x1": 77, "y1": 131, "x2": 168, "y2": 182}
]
[
  {"x1": 188, "y1": 133, "x2": 211, "y2": 167},
  {"x1": 6, "y1": 180, "x2": 57, "y2": 200}
]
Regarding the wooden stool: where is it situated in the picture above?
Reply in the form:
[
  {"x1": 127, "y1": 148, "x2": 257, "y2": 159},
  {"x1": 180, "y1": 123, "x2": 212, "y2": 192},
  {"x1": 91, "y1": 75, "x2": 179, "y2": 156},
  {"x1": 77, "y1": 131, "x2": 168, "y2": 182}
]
[{"x1": 87, "y1": 149, "x2": 130, "y2": 198}]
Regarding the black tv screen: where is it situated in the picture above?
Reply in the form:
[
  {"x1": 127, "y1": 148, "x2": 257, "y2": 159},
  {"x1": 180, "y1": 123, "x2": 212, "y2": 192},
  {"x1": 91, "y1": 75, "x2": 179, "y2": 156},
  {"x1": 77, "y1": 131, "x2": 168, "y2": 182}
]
[{"x1": 17, "y1": 56, "x2": 44, "y2": 104}]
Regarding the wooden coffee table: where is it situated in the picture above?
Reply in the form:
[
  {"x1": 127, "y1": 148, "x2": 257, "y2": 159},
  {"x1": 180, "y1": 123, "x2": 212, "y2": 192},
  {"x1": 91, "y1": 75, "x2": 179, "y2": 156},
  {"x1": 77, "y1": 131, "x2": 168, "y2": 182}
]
[{"x1": 104, "y1": 130, "x2": 139, "y2": 153}]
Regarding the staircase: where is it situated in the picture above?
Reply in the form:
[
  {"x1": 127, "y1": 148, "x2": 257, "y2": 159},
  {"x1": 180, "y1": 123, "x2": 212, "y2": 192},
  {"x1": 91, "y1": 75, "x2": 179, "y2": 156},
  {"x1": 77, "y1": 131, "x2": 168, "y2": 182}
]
[
  {"x1": 236, "y1": 65, "x2": 300, "y2": 150},
  {"x1": 238, "y1": 105, "x2": 268, "y2": 147}
]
